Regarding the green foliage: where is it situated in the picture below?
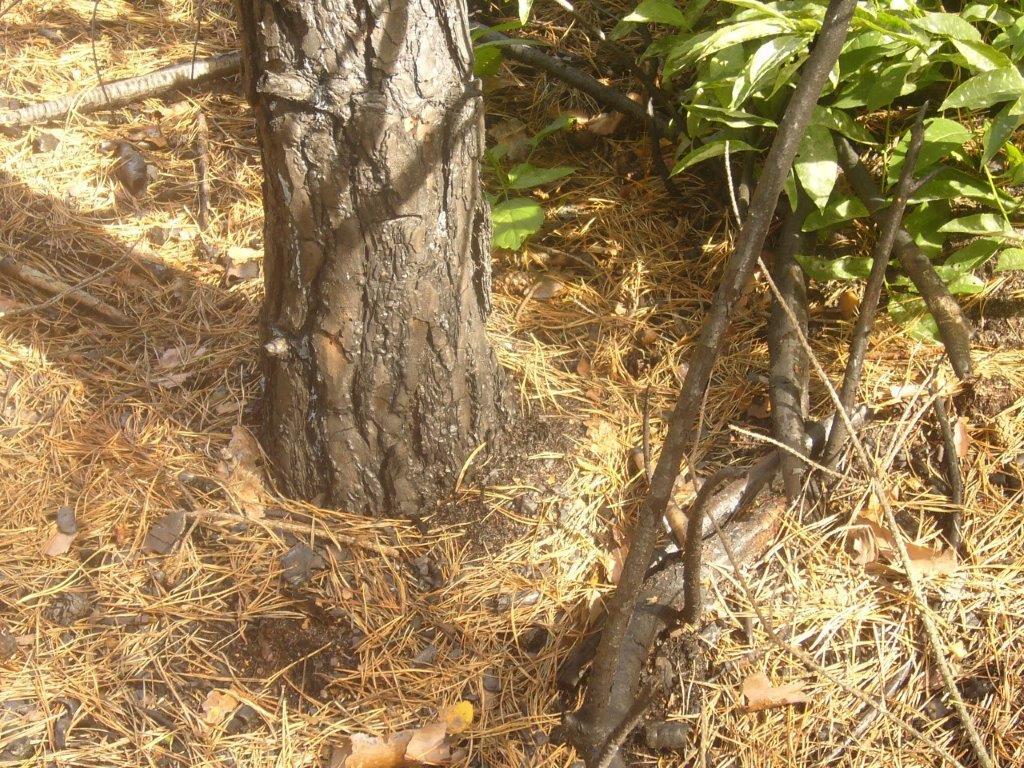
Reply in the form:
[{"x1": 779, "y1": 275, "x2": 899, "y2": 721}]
[
  {"x1": 618, "y1": 0, "x2": 1024, "y2": 341},
  {"x1": 483, "y1": 115, "x2": 578, "y2": 250}
]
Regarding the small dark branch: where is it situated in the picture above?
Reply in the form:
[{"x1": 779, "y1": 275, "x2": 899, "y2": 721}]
[
  {"x1": 642, "y1": 386, "x2": 653, "y2": 484},
  {"x1": 569, "y1": 2, "x2": 857, "y2": 762},
  {"x1": 823, "y1": 106, "x2": 929, "y2": 467},
  {"x1": 931, "y1": 387, "x2": 963, "y2": 552},
  {"x1": 0, "y1": 257, "x2": 130, "y2": 325},
  {"x1": 680, "y1": 466, "x2": 748, "y2": 626},
  {"x1": 474, "y1": 30, "x2": 671, "y2": 135},
  {"x1": 0, "y1": 52, "x2": 241, "y2": 129},
  {"x1": 768, "y1": 193, "x2": 814, "y2": 500},
  {"x1": 645, "y1": 95, "x2": 683, "y2": 199},
  {"x1": 821, "y1": 658, "x2": 914, "y2": 763},
  {"x1": 834, "y1": 135, "x2": 974, "y2": 380},
  {"x1": 194, "y1": 112, "x2": 211, "y2": 231}
]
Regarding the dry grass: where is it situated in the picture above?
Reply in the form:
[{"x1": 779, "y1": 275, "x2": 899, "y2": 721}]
[{"x1": 1, "y1": 1, "x2": 1023, "y2": 767}]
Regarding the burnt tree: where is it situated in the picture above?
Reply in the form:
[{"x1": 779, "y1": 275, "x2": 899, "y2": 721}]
[{"x1": 237, "y1": 1, "x2": 504, "y2": 517}]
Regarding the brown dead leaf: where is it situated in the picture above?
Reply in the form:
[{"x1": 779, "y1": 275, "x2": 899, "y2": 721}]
[
  {"x1": 153, "y1": 344, "x2": 207, "y2": 389},
  {"x1": 224, "y1": 246, "x2": 263, "y2": 283},
  {"x1": 531, "y1": 275, "x2": 563, "y2": 300},
  {"x1": 0, "y1": 295, "x2": 26, "y2": 314},
  {"x1": 201, "y1": 689, "x2": 239, "y2": 725},
  {"x1": 218, "y1": 426, "x2": 266, "y2": 517},
  {"x1": 742, "y1": 671, "x2": 809, "y2": 711},
  {"x1": 41, "y1": 529, "x2": 75, "y2": 557},
  {"x1": 953, "y1": 417, "x2": 970, "y2": 459},
  {"x1": 576, "y1": 356, "x2": 592, "y2": 377},
  {"x1": 405, "y1": 721, "x2": 449, "y2": 765},
  {"x1": 889, "y1": 383, "x2": 924, "y2": 401},
  {"x1": 848, "y1": 516, "x2": 957, "y2": 576},
  {"x1": 838, "y1": 289, "x2": 860, "y2": 320},
  {"x1": 585, "y1": 111, "x2": 624, "y2": 136},
  {"x1": 339, "y1": 732, "x2": 413, "y2": 768}
]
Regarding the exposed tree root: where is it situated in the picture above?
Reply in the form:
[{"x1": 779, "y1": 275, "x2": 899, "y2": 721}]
[
  {"x1": 834, "y1": 135, "x2": 974, "y2": 379},
  {"x1": 0, "y1": 52, "x2": 241, "y2": 129}
]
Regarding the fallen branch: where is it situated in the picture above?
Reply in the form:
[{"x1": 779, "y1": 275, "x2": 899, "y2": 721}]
[
  {"x1": 931, "y1": 384, "x2": 963, "y2": 552},
  {"x1": 822, "y1": 105, "x2": 929, "y2": 467},
  {"x1": 0, "y1": 256, "x2": 130, "y2": 325},
  {"x1": 834, "y1": 135, "x2": 974, "y2": 379},
  {"x1": 474, "y1": 29, "x2": 671, "y2": 136},
  {"x1": 567, "y1": 1, "x2": 858, "y2": 762},
  {"x1": 0, "y1": 52, "x2": 241, "y2": 129},
  {"x1": 768, "y1": 193, "x2": 813, "y2": 499},
  {"x1": 194, "y1": 111, "x2": 211, "y2": 231}
]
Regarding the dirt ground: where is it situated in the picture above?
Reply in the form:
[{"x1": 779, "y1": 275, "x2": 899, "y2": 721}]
[{"x1": 1, "y1": 2, "x2": 1023, "y2": 767}]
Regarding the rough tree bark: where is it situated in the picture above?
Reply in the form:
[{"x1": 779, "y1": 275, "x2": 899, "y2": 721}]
[{"x1": 237, "y1": 1, "x2": 505, "y2": 517}]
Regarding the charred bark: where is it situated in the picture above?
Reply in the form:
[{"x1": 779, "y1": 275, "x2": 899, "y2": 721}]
[{"x1": 238, "y1": 1, "x2": 504, "y2": 517}]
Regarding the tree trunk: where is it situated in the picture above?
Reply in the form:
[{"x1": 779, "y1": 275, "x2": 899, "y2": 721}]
[{"x1": 237, "y1": 0, "x2": 505, "y2": 517}]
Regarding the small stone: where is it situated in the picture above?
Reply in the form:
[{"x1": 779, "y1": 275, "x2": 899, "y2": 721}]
[
  {"x1": 518, "y1": 624, "x2": 550, "y2": 656},
  {"x1": 43, "y1": 592, "x2": 91, "y2": 626},
  {"x1": 412, "y1": 643, "x2": 438, "y2": 666},
  {"x1": 143, "y1": 511, "x2": 185, "y2": 554},
  {"x1": 482, "y1": 670, "x2": 502, "y2": 693},
  {"x1": 644, "y1": 720, "x2": 690, "y2": 752},
  {"x1": 32, "y1": 132, "x2": 59, "y2": 153},
  {"x1": 55, "y1": 506, "x2": 77, "y2": 535},
  {"x1": 280, "y1": 542, "x2": 327, "y2": 586},
  {"x1": 0, "y1": 629, "x2": 17, "y2": 660}
]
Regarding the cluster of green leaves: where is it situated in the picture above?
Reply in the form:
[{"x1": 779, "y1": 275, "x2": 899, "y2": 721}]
[
  {"x1": 484, "y1": 115, "x2": 577, "y2": 250},
  {"x1": 622, "y1": 0, "x2": 1024, "y2": 340}
]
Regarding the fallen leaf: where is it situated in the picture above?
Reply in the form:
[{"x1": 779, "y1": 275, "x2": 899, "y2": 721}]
[
  {"x1": 218, "y1": 426, "x2": 266, "y2": 517},
  {"x1": 837, "y1": 289, "x2": 859, "y2": 320},
  {"x1": 584, "y1": 111, "x2": 624, "y2": 136},
  {"x1": 442, "y1": 701, "x2": 474, "y2": 735},
  {"x1": 143, "y1": 510, "x2": 186, "y2": 554},
  {"x1": 124, "y1": 124, "x2": 168, "y2": 150},
  {"x1": 224, "y1": 246, "x2": 263, "y2": 284},
  {"x1": 405, "y1": 721, "x2": 449, "y2": 765},
  {"x1": 340, "y1": 732, "x2": 413, "y2": 768},
  {"x1": 742, "y1": 671, "x2": 809, "y2": 711},
  {"x1": 201, "y1": 689, "x2": 239, "y2": 725},
  {"x1": 530, "y1": 276, "x2": 563, "y2": 300},
  {"x1": 0, "y1": 295, "x2": 26, "y2": 314},
  {"x1": 953, "y1": 417, "x2": 970, "y2": 459},
  {"x1": 904, "y1": 542, "x2": 958, "y2": 577},
  {"x1": 100, "y1": 139, "x2": 150, "y2": 197},
  {"x1": 889, "y1": 383, "x2": 924, "y2": 401},
  {"x1": 153, "y1": 344, "x2": 207, "y2": 389},
  {"x1": 41, "y1": 529, "x2": 75, "y2": 557},
  {"x1": 576, "y1": 356, "x2": 592, "y2": 377}
]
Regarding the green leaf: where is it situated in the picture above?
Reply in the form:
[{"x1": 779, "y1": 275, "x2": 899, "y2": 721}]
[
  {"x1": 505, "y1": 163, "x2": 575, "y2": 190},
  {"x1": 939, "y1": 213, "x2": 1021, "y2": 238},
  {"x1": 903, "y1": 199, "x2": 951, "y2": 257},
  {"x1": 672, "y1": 139, "x2": 757, "y2": 175},
  {"x1": 794, "y1": 124, "x2": 839, "y2": 211},
  {"x1": 624, "y1": 0, "x2": 688, "y2": 26},
  {"x1": 794, "y1": 254, "x2": 873, "y2": 281},
  {"x1": 811, "y1": 106, "x2": 876, "y2": 145},
  {"x1": 951, "y1": 39, "x2": 1013, "y2": 72},
  {"x1": 910, "y1": 169, "x2": 1012, "y2": 207},
  {"x1": 888, "y1": 118, "x2": 970, "y2": 185},
  {"x1": 802, "y1": 196, "x2": 869, "y2": 231},
  {"x1": 531, "y1": 114, "x2": 578, "y2": 146},
  {"x1": 686, "y1": 103, "x2": 777, "y2": 129},
  {"x1": 944, "y1": 238, "x2": 1002, "y2": 273},
  {"x1": 941, "y1": 67, "x2": 1024, "y2": 111},
  {"x1": 995, "y1": 247, "x2": 1024, "y2": 271},
  {"x1": 473, "y1": 45, "x2": 503, "y2": 77},
  {"x1": 982, "y1": 99, "x2": 1024, "y2": 165},
  {"x1": 518, "y1": 0, "x2": 535, "y2": 25},
  {"x1": 674, "y1": 18, "x2": 794, "y2": 69},
  {"x1": 944, "y1": 273, "x2": 987, "y2": 294},
  {"x1": 492, "y1": 197, "x2": 544, "y2": 250},
  {"x1": 962, "y1": 4, "x2": 1015, "y2": 26},
  {"x1": 731, "y1": 34, "x2": 807, "y2": 107},
  {"x1": 888, "y1": 295, "x2": 942, "y2": 344},
  {"x1": 910, "y1": 12, "x2": 981, "y2": 42}
]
